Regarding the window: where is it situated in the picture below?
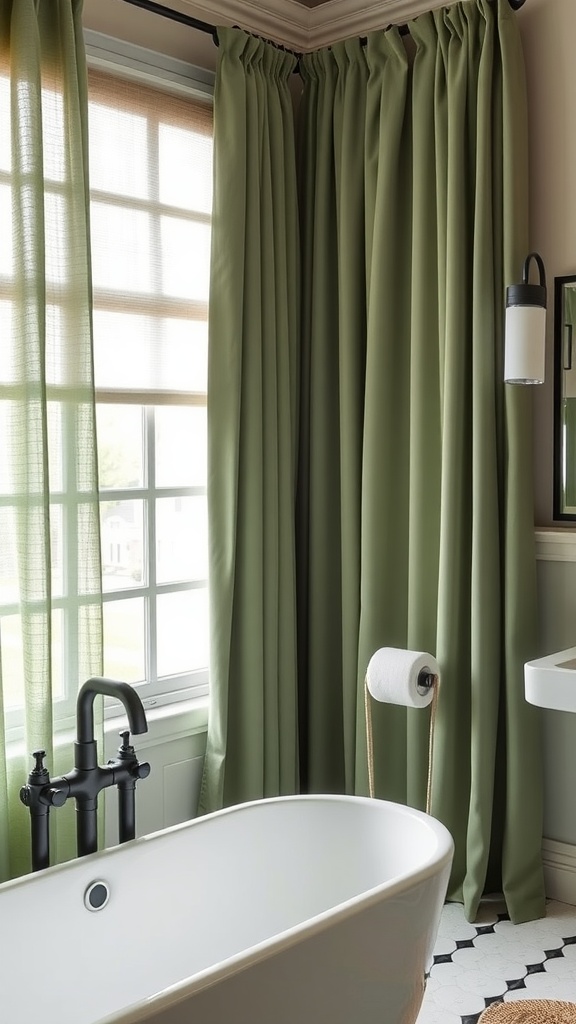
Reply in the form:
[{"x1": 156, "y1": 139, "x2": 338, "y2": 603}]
[
  {"x1": 0, "y1": 47, "x2": 213, "y2": 731},
  {"x1": 88, "y1": 68, "x2": 213, "y2": 713}
]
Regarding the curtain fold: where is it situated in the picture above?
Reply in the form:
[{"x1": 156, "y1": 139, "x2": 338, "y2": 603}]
[
  {"x1": 0, "y1": 0, "x2": 102, "y2": 879},
  {"x1": 200, "y1": 28, "x2": 300, "y2": 811},
  {"x1": 297, "y1": 0, "x2": 544, "y2": 923}
]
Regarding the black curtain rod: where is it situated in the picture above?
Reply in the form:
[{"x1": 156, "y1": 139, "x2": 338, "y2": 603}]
[
  {"x1": 118, "y1": 0, "x2": 219, "y2": 45},
  {"x1": 118, "y1": 0, "x2": 527, "y2": 51}
]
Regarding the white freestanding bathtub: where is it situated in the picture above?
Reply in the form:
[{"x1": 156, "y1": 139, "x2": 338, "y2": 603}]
[{"x1": 0, "y1": 795, "x2": 453, "y2": 1024}]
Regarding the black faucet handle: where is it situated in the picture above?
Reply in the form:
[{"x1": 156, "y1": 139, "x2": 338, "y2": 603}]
[
  {"x1": 40, "y1": 787, "x2": 67, "y2": 808},
  {"x1": 29, "y1": 750, "x2": 50, "y2": 783},
  {"x1": 119, "y1": 730, "x2": 134, "y2": 754}
]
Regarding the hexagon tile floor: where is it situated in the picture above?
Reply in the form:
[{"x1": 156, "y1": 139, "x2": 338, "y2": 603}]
[{"x1": 417, "y1": 899, "x2": 576, "y2": 1024}]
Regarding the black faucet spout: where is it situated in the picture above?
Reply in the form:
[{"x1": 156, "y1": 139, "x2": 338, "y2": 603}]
[
  {"x1": 21, "y1": 678, "x2": 150, "y2": 871},
  {"x1": 77, "y1": 677, "x2": 148, "y2": 745}
]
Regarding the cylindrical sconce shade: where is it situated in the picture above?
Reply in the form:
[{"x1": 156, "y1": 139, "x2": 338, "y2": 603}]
[
  {"x1": 504, "y1": 252, "x2": 547, "y2": 384},
  {"x1": 504, "y1": 304, "x2": 546, "y2": 384}
]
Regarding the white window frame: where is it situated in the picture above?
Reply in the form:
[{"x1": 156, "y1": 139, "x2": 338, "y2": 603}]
[
  {"x1": 85, "y1": 33, "x2": 214, "y2": 722},
  {"x1": 1, "y1": 35, "x2": 215, "y2": 742}
]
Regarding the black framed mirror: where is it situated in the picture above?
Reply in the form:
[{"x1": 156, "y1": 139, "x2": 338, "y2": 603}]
[{"x1": 554, "y1": 274, "x2": 576, "y2": 520}]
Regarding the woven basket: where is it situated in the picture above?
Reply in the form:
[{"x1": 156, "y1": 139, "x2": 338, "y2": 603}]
[{"x1": 479, "y1": 1001, "x2": 576, "y2": 1024}]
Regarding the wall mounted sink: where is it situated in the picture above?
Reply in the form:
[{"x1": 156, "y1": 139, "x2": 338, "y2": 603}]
[{"x1": 525, "y1": 646, "x2": 576, "y2": 713}]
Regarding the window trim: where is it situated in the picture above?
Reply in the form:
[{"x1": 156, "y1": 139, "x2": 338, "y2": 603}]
[{"x1": 84, "y1": 30, "x2": 215, "y2": 102}]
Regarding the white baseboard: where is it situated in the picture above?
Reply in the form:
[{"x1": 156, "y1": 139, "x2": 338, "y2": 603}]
[{"x1": 543, "y1": 837, "x2": 576, "y2": 905}]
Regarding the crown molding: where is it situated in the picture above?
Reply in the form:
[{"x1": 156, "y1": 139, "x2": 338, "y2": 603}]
[
  {"x1": 307, "y1": 0, "x2": 445, "y2": 48},
  {"x1": 177, "y1": 0, "x2": 446, "y2": 51},
  {"x1": 177, "y1": 0, "x2": 311, "y2": 50}
]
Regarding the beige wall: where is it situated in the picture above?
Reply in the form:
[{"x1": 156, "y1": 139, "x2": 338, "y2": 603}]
[{"x1": 517, "y1": 0, "x2": 576, "y2": 525}]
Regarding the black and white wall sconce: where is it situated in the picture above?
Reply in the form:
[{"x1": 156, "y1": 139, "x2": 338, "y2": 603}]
[{"x1": 504, "y1": 252, "x2": 547, "y2": 384}]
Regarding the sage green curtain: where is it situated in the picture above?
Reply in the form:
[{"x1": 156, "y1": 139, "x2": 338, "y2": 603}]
[
  {"x1": 200, "y1": 28, "x2": 300, "y2": 811},
  {"x1": 0, "y1": 0, "x2": 102, "y2": 879},
  {"x1": 297, "y1": 0, "x2": 544, "y2": 923}
]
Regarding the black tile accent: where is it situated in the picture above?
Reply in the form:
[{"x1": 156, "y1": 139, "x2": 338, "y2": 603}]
[
  {"x1": 484, "y1": 995, "x2": 505, "y2": 1008},
  {"x1": 432, "y1": 952, "x2": 454, "y2": 965},
  {"x1": 427, "y1": 912, "x2": 576, "y2": 1024},
  {"x1": 543, "y1": 947, "x2": 564, "y2": 960}
]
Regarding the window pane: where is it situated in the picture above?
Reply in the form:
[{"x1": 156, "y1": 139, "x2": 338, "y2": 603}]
[
  {"x1": 155, "y1": 406, "x2": 206, "y2": 487},
  {"x1": 0, "y1": 402, "x2": 62, "y2": 496},
  {"x1": 161, "y1": 319, "x2": 207, "y2": 393},
  {"x1": 97, "y1": 405, "x2": 144, "y2": 490},
  {"x1": 93, "y1": 313, "x2": 207, "y2": 393},
  {"x1": 50, "y1": 608, "x2": 64, "y2": 699},
  {"x1": 93, "y1": 311, "x2": 153, "y2": 390},
  {"x1": 91, "y1": 202, "x2": 151, "y2": 293},
  {"x1": 89, "y1": 102, "x2": 148, "y2": 200},
  {"x1": 0, "y1": 504, "x2": 63, "y2": 601},
  {"x1": 0, "y1": 609, "x2": 63, "y2": 709},
  {"x1": 103, "y1": 597, "x2": 145, "y2": 683},
  {"x1": 47, "y1": 401, "x2": 63, "y2": 492},
  {"x1": 156, "y1": 588, "x2": 208, "y2": 676},
  {"x1": 0, "y1": 615, "x2": 22, "y2": 708},
  {"x1": 156, "y1": 497, "x2": 207, "y2": 585},
  {"x1": 0, "y1": 184, "x2": 12, "y2": 277},
  {"x1": 50, "y1": 504, "x2": 64, "y2": 598},
  {"x1": 161, "y1": 218, "x2": 210, "y2": 301},
  {"x1": 0, "y1": 404, "x2": 12, "y2": 494},
  {"x1": 0, "y1": 508, "x2": 17, "y2": 602},
  {"x1": 46, "y1": 305, "x2": 65, "y2": 387},
  {"x1": 42, "y1": 88, "x2": 65, "y2": 183},
  {"x1": 159, "y1": 125, "x2": 212, "y2": 213},
  {"x1": 0, "y1": 614, "x2": 24, "y2": 708},
  {"x1": 44, "y1": 193, "x2": 66, "y2": 285},
  {"x1": 101, "y1": 499, "x2": 145, "y2": 591},
  {"x1": 0, "y1": 301, "x2": 12, "y2": 382},
  {"x1": 0, "y1": 76, "x2": 10, "y2": 172}
]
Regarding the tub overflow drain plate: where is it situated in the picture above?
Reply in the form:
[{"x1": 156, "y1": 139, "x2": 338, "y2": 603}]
[{"x1": 84, "y1": 880, "x2": 110, "y2": 911}]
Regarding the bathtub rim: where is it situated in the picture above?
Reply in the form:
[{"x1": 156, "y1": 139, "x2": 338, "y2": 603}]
[{"x1": 86, "y1": 794, "x2": 454, "y2": 1024}]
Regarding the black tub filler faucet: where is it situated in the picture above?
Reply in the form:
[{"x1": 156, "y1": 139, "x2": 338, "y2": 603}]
[{"x1": 20, "y1": 677, "x2": 151, "y2": 872}]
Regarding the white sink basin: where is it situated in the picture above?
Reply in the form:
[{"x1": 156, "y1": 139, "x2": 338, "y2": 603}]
[{"x1": 525, "y1": 646, "x2": 576, "y2": 712}]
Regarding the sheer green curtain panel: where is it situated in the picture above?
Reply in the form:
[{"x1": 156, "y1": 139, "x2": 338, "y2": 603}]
[
  {"x1": 0, "y1": 0, "x2": 102, "y2": 879},
  {"x1": 297, "y1": 0, "x2": 544, "y2": 923},
  {"x1": 200, "y1": 28, "x2": 300, "y2": 811}
]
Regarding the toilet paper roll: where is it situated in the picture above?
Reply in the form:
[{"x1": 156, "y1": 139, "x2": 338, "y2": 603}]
[{"x1": 366, "y1": 647, "x2": 439, "y2": 708}]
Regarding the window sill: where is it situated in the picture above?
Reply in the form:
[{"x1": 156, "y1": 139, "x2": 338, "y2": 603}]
[
  {"x1": 8, "y1": 696, "x2": 209, "y2": 765},
  {"x1": 104, "y1": 694, "x2": 209, "y2": 755}
]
